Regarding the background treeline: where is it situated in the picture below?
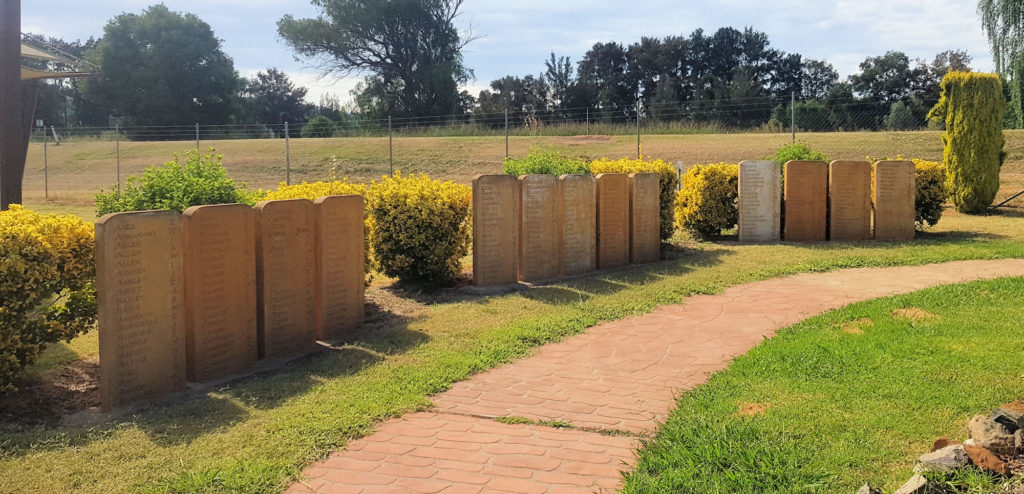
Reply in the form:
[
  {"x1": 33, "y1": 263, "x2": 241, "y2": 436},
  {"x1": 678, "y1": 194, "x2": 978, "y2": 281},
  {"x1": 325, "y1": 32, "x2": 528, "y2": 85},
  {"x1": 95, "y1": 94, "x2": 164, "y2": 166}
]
[{"x1": 27, "y1": 4, "x2": 990, "y2": 139}]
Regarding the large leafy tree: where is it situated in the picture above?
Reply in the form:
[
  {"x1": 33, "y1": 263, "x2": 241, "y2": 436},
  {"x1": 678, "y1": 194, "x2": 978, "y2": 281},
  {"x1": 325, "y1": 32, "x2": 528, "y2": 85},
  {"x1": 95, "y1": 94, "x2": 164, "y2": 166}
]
[
  {"x1": 82, "y1": 4, "x2": 237, "y2": 130},
  {"x1": 279, "y1": 0, "x2": 474, "y2": 119},
  {"x1": 239, "y1": 68, "x2": 311, "y2": 129},
  {"x1": 978, "y1": 0, "x2": 1024, "y2": 126}
]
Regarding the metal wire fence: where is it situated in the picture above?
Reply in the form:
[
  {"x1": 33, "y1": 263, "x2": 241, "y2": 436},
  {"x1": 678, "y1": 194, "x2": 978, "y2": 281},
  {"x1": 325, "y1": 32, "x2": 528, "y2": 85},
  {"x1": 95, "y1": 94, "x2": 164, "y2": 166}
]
[{"x1": 19, "y1": 95, "x2": 1024, "y2": 207}]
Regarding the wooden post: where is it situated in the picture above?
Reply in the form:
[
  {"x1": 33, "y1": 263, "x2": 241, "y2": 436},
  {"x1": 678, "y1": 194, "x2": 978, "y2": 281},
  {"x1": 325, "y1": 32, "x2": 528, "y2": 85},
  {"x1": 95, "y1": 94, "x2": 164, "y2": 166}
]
[{"x1": 0, "y1": 0, "x2": 24, "y2": 210}]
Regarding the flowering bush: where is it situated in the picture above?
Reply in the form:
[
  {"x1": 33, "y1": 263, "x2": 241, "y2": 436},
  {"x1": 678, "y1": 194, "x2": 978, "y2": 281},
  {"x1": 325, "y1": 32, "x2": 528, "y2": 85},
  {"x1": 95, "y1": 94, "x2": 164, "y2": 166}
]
[
  {"x1": 590, "y1": 157, "x2": 680, "y2": 241},
  {"x1": 0, "y1": 206, "x2": 96, "y2": 392},
  {"x1": 773, "y1": 141, "x2": 829, "y2": 164},
  {"x1": 95, "y1": 149, "x2": 257, "y2": 216},
  {"x1": 675, "y1": 163, "x2": 739, "y2": 239},
  {"x1": 911, "y1": 160, "x2": 949, "y2": 228},
  {"x1": 366, "y1": 172, "x2": 471, "y2": 285}
]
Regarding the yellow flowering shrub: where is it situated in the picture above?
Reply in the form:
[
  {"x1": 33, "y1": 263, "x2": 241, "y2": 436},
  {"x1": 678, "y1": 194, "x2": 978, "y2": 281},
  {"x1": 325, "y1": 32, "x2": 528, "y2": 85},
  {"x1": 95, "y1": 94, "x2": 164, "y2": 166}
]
[
  {"x1": 262, "y1": 180, "x2": 367, "y2": 201},
  {"x1": 264, "y1": 180, "x2": 371, "y2": 276},
  {"x1": 591, "y1": 157, "x2": 680, "y2": 241},
  {"x1": 366, "y1": 172, "x2": 472, "y2": 285},
  {"x1": 675, "y1": 163, "x2": 739, "y2": 239},
  {"x1": 0, "y1": 206, "x2": 96, "y2": 392},
  {"x1": 911, "y1": 159, "x2": 949, "y2": 228}
]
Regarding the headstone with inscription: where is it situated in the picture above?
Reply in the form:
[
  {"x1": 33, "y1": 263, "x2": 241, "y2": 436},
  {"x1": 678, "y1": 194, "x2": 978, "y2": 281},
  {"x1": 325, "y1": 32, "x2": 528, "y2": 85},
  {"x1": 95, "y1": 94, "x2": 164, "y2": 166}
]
[
  {"x1": 629, "y1": 173, "x2": 660, "y2": 264},
  {"x1": 182, "y1": 204, "x2": 257, "y2": 382},
  {"x1": 828, "y1": 161, "x2": 873, "y2": 241},
  {"x1": 873, "y1": 160, "x2": 916, "y2": 241},
  {"x1": 96, "y1": 210, "x2": 186, "y2": 411},
  {"x1": 518, "y1": 175, "x2": 561, "y2": 282},
  {"x1": 472, "y1": 175, "x2": 519, "y2": 286},
  {"x1": 596, "y1": 173, "x2": 630, "y2": 269},
  {"x1": 315, "y1": 195, "x2": 365, "y2": 341},
  {"x1": 255, "y1": 199, "x2": 317, "y2": 359},
  {"x1": 738, "y1": 160, "x2": 781, "y2": 243},
  {"x1": 559, "y1": 174, "x2": 596, "y2": 276},
  {"x1": 784, "y1": 161, "x2": 828, "y2": 242}
]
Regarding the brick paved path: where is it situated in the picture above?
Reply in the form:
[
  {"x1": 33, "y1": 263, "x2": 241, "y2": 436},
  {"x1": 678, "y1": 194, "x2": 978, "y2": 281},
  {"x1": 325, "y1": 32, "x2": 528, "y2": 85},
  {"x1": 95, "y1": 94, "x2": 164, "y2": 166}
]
[{"x1": 288, "y1": 259, "x2": 1024, "y2": 494}]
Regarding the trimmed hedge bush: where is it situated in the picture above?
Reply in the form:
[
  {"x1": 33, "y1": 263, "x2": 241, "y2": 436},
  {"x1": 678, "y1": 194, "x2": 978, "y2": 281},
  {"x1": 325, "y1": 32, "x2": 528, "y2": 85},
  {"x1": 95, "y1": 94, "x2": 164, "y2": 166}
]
[
  {"x1": 95, "y1": 149, "x2": 257, "y2": 216},
  {"x1": 675, "y1": 163, "x2": 739, "y2": 239},
  {"x1": 503, "y1": 149, "x2": 589, "y2": 176},
  {"x1": 366, "y1": 172, "x2": 471, "y2": 285},
  {"x1": 591, "y1": 157, "x2": 680, "y2": 241},
  {"x1": 911, "y1": 160, "x2": 950, "y2": 228},
  {"x1": 0, "y1": 206, "x2": 96, "y2": 392},
  {"x1": 773, "y1": 141, "x2": 829, "y2": 164},
  {"x1": 927, "y1": 71, "x2": 1006, "y2": 214}
]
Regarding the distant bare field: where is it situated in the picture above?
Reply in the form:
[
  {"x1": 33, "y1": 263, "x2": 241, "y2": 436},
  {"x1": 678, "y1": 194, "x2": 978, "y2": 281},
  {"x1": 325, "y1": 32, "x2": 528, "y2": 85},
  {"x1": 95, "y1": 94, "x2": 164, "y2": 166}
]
[{"x1": 19, "y1": 130, "x2": 1024, "y2": 217}]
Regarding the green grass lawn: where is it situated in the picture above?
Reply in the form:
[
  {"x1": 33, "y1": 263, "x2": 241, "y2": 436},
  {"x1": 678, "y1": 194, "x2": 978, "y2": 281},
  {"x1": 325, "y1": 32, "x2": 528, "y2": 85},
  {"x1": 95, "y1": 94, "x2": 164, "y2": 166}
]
[
  {"x1": 0, "y1": 211, "x2": 1023, "y2": 493},
  {"x1": 624, "y1": 277, "x2": 1024, "y2": 493}
]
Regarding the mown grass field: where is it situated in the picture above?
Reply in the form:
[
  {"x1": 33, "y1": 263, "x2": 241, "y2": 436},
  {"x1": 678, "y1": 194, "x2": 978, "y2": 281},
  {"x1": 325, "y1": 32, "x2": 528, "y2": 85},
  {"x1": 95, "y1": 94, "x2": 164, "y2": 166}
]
[
  {"x1": 19, "y1": 130, "x2": 1024, "y2": 218},
  {"x1": 1, "y1": 209, "x2": 1023, "y2": 493},
  {"x1": 625, "y1": 277, "x2": 1024, "y2": 493}
]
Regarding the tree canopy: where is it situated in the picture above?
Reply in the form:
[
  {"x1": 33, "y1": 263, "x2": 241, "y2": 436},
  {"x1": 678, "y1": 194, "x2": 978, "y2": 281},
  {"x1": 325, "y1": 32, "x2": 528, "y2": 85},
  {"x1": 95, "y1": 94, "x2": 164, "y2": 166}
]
[
  {"x1": 278, "y1": 0, "x2": 474, "y2": 119},
  {"x1": 81, "y1": 4, "x2": 238, "y2": 129}
]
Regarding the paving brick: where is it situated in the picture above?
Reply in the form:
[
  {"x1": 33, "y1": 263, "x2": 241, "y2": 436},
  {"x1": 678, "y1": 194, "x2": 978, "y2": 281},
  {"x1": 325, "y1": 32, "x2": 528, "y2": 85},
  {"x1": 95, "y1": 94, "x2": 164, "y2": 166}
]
[{"x1": 289, "y1": 260, "x2": 1024, "y2": 493}]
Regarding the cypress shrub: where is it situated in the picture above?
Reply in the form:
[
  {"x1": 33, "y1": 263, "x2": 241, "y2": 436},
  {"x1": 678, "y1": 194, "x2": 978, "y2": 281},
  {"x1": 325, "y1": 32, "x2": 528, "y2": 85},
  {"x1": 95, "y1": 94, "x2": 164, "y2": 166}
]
[{"x1": 927, "y1": 72, "x2": 1006, "y2": 214}]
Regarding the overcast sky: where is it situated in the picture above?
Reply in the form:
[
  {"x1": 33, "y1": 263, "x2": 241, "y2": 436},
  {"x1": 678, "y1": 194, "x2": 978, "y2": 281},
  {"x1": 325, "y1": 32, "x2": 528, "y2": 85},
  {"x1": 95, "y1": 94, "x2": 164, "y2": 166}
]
[{"x1": 22, "y1": 0, "x2": 996, "y2": 104}]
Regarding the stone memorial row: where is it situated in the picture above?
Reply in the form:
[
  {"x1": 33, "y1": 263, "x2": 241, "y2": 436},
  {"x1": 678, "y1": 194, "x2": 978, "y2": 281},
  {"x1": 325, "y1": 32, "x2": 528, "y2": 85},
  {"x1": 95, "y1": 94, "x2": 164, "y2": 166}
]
[
  {"x1": 96, "y1": 196, "x2": 366, "y2": 411},
  {"x1": 738, "y1": 160, "x2": 917, "y2": 243},
  {"x1": 473, "y1": 172, "x2": 662, "y2": 287}
]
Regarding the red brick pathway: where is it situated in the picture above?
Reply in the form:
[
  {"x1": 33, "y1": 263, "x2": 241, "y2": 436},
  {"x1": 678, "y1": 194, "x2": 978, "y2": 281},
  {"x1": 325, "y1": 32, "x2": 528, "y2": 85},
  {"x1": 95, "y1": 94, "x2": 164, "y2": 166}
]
[{"x1": 289, "y1": 259, "x2": 1024, "y2": 493}]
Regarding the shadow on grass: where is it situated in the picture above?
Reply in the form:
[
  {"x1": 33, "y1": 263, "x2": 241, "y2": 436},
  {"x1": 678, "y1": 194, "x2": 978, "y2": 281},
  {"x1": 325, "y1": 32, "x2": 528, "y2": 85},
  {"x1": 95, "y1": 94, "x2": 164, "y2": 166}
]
[
  {"x1": 381, "y1": 246, "x2": 731, "y2": 307},
  {"x1": 0, "y1": 303, "x2": 426, "y2": 455}
]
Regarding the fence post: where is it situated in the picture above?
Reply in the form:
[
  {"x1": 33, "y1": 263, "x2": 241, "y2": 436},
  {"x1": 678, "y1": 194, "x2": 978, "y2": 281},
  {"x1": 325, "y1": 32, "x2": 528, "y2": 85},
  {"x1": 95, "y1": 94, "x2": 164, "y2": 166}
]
[
  {"x1": 504, "y1": 109, "x2": 509, "y2": 159},
  {"x1": 285, "y1": 121, "x2": 291, "y2": 186},
  {"x1": 586, "y1": 108, "x2": 590, "y2": 136},
  {"x1": 115, "y1": 123, "x2": 120, "y2": 188},
  {"x1": 195, "y1": 122, "x2": 200, "y2": 151},
  {"x1": 636, "y1": 99, "x2": 641, "y2": 159},
  {"x1": 388, "y1": 115, "x2": 393, "y2": 175},
  {"x1": 43, "y1": 134, "x2": 48, "y2": 200},
  {"x1": 791, "y1": 92, "x2": 796, "y2": 143}
]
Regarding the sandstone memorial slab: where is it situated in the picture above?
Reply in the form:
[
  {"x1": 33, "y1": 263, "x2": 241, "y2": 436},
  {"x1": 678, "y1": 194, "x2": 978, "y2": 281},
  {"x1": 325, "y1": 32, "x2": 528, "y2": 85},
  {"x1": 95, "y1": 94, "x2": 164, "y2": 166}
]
[
  {"x1": 518, "y1": 175, "x2": 561, "y2": 282},
  {"x1": 738, "y1": 160, "x2": 781, "y2": 242},
  {"x1": 559, "y1": 174, "x2": 597, "y2": 276},
  {"x1": 315, "y1": 195, "x2": 365, "y2": 341},
  {"x1": 255, "y1": 199, "x2": 317, "y2": 359},
  {"x1": 596, "y1": 173, "x2": 630, "y2": 269},
  {"x1": 873, "y1": 160, "x2": 916, "y2": 241},
  {"x1": 182, "y1": 204, "x2": 258, "y2": 382},
  {"x1": 784, "y1": 161, "x2": 828, "y2": 242},
  {"x1": 629, "y1": 173, "x2": 660, "y2": 264},
  {"x1": 828, "y1": 161, "x2": 873, "y2": 241},
  {"x1": 472, "y1": 175, "x2": 519, "y2": 286},
  {"x1": 96, "y1": 210, "x2": 186, "y2": 411}
]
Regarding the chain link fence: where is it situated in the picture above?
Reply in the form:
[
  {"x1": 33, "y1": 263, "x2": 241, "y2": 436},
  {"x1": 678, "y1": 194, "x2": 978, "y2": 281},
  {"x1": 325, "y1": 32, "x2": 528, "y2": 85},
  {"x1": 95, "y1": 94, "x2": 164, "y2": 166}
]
[{"x1": 20, "y1": 95, "x2": 1024, "y2": 207}]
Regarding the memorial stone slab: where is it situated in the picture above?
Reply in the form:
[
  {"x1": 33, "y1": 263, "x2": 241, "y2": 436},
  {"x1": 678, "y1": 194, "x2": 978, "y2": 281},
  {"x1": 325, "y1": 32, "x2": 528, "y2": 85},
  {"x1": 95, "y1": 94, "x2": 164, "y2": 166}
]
[
  {"x1": 629, "y1": 173, "x2": 661, "y2": 264},
  {"x1": 255, "y1": 199, "x2": 317, "y2": 359},
  {"x1": 828, "y1": 161, "x2": 873, "y2": 241},
  {"x1": 784, "y1": 161, "x2": 828, "y2": 242},
  {"x1": 738, "y1": 160, "x2": 781, "y2": 242},
  {"x1": 596, "y1": 173, "x2": 630, "y2": 269},
  {"x1": 559, "y1": 174, "x2": 597, "y2": 276},
  {"x1": 873, "y1": 160, "x2": 916, "y2": 241},
  {"x1": 518, "y1": 175, "x2": 561, "y2": 282},
  {"x1": 315, "y1": 195, "x2": 365, "y2": 341},
  {"x1": 96, "y1": 210, "x2": 186, "y2": 411},
  {"x1": 472, "y1": 175, "x2": 519, "y2": 286},
  {"x1": 182, "y1": 204, "x2": 257, "y2": 382}
]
